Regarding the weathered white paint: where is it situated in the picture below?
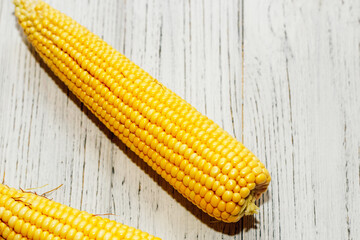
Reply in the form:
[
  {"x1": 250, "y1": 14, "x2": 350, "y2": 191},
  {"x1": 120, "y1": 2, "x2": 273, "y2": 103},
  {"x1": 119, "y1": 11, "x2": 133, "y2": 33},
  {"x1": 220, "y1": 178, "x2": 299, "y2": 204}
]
[
  {"x1": 0, "y1": 0, "x2": 359, "y2": 239},
  {"x1": 243, "y1": 1, "x2": 360, "y2": 239}
]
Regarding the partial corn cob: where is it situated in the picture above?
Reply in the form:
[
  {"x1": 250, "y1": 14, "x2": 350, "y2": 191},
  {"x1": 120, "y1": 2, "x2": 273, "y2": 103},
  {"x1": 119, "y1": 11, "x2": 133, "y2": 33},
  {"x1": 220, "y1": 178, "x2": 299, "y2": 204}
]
[
  {"x1": 0, "y1": 183, "x2": 160, "y2": 240},
  {"x1": 14, "y1": 0, "x2": 271, "y2": 223}
]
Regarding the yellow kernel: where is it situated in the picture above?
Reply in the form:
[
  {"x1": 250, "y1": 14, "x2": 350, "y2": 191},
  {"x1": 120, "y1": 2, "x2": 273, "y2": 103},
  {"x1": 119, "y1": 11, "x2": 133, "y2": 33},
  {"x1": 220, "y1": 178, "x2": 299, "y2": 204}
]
[
  {"x1": 221, "y1": 211, "x2": 230, "y2": 220},
  {"x1": 215, "y1": 186, "x2": 225, "y2": 197},
  {"x1": 89, "y1": 227, "x2": 99, "y2": 239},
  {"x1": 204, "y1": 191, "x2": 214, "y2": 203},
  {"x1": 215, "y1": 144, "x2": 225, "y2": 153},
  {"x1": 210, "y1": 195, "x2": 220, "y2": 208},
  {"x1": 210, "y1": 153, "x2": 221, "y2": 165},
  {"x1": 21, "y1": 222, "x2": 31, "y2": 236},
  {"x1": 201, "y1": 148, "x2": 211, "y2": 159},
  {"x1": 73, "y1": 232, "x2": 84, "y2": 240},
  {"x1": 232, "y1": 193, "x2": 241, "y2": 203},
  {"x1": 213, "y1": 208, "x2": 221, "y2": 218},
  {"x1": 66, "y1": 228, "x2": 77, "y2": 240},
  {"x1": 189, "y1": 167, "x2": 197, "y2": 179},
  {"x1": 247, "y1": 183, "x2": 256, "y2": 190},
  {"x1": 239, "y1": 149, "x2": 249, "y2": 158},
  {"x1": 205, "y1": 177, "x2": 215, "y2": 190},
  {"x1": 193, "y1": 156, "x2": 202, "y2": 166},
  {"x1": 18, "y1": 207, "x2": 28, "y2": 219},
  {"x1": 245, "y1": 173, "x2": 256, "y2": 183},
  {"x1": 233, "y1": 185, "x2": 241, "y2": 193},
  {"x1": 179, "y1": 159, "x2": 188, "y2": 170},
  {"x1": 222, "y1": 163, "x2": 232, "y2": 175},
  {"x1": 211, "y1": 181, "x2": 220, "y2": 191},
  {"x1": 200, "y1": 186, "x2": 208, "y2": 197},
  {"x1": 240, "y1": 187, "x2": 250, "y2": 198},
  {"x1": 217, "y1": 200, "x2": 226, "y2": 212},
  {"x1": 225, "y1": 179, "x2": 236, "y2": 191},
  {"x1": 239, "y1": 178, "x2": 247, "y2": 187},
  {"x1": 41, "y1": 217, "x2": 52, "y2": 231},
  {"x1": 219, "y1": 175, "x2": 229, "y2": 185},
  {"x1": 240, "y1": 166, "x2": 252, "y2": 177},
  {"x1": 12, "y1": 203, "x2": 22, "y2": 215},
  {"x1": 192, "y1": 140, "x2": 201, "y2": 151},
  {"x1": 188, "y1": 153, "x2": 197, "y2": 163},
  {"x1": 165, "y1": 163, "x2": 173, "y2": 174},
  {"x1": 184, "y1": 148, "x2": 193, "y2": 159},
  {"x1": 225, "y1": 202, "x2": 236, "y2": 213},
  {"x1": 248, "y1": 160, "x2": 259, "y2": 168},
  {"x1": 226, "y1": 151, "x2": 236, "y2": 160},
  {"x1": 256, "y1": 173, "x2": 267, "y2": 184},
  {"x1": 244, "y1": 156, "x2": 252, "y2": 163},
  {"x1": 173, "y1": 142, "x2": 182, "y2": 153},
  {"x1": 33, "y1": 229, "x2": 42, "y2": 240},
  {"x1": 28, "y1": 225, "x2": 37, "y2": 239},
  {"x1": 8, "y1": 216, "x2": 18, "y2": 229},
  {"x1": 171, "y1": 166, "x2": 179, "y2": 177},
  {"x1": 236, "y1": 162, "x2": 246, "y2": 171},
  {"x1": 197, "y1": 159, "x2": 206, "y2": 170},
  {"x1": 206, "y1": 204, "x2": 214, "y2": 214},
  {"x1": 60, "y1": 225, "x2": 71, "y2": 238},
  {"x1": 167, "y1": 138, "x2": 177, "y2": 149},
  {"x1": 194, "y1": 183, "x2": 202, "y2": 194},
  {"x1": 210, "y1": 166, "x2": 220, "y2": 178},
  {"x1": 194, "y1": 171, "x2": 202, "y2": 182},
  {"x1": 266, "y1": 176, "x2": 271, "y2": 183},
  {"x1": 188, "y1": 180, "x2": 196, "y2": 190},
  {"x1": 203, "y1": 163, "x2": 212, "y2": 174},
  {"x1": 200, "y1": 174, "x2": 208, "y2": 185},
  {"x1": 252, "y1": 166, "x2": 263, "y2": 175},
  {"x1": 222, "y1": 191, "x2": 233, "y2": 202},
  {"x1": 217, "y1": 158, "x2": 227, "y2": 168},
  {"x1": 231, "y1": 206, "x2": 241, "y2": 216},
  {"x1": 228, "y1": 168, "x2": 239, "y2": 179},
  {"x1": 2, "y1": 210, "x2": 12, "y2": 222},
  {"x1": 194, "y1": 195, "x2": 202, "y2": 205},
  {"x1": 178, "y1": 144, "x2": 187, "y2": 155},
  {"x1": 186, "y1": 136, "x2": 196, "y2": 147},
  {"x1": 177, "y1": 171, "x2": 185, "y2": 181},
  {"x1": 48, "y1": 219, "x2": 60, "y2": 233},
  {"x1": 183, "y1": 176, "x2": 191, "y2": 186},
  {"x1": 200, "y1": 199, "x2": 207, "y2": 209}
]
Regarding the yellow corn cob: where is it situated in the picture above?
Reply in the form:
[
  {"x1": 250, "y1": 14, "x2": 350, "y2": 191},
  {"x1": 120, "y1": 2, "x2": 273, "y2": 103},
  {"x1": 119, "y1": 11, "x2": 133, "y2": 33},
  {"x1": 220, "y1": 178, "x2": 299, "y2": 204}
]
[
  {"x1": 0, "y1": 183, "x2": 160, "y2": 240},
  {"x1": 14, "y1": 0, "x2": 270, "y2": 223}
]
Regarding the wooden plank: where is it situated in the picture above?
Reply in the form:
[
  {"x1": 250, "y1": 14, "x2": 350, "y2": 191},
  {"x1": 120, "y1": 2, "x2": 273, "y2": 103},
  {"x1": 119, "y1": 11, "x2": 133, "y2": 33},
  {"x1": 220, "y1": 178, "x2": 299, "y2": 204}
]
[
  {"x1": 2, "y1": 0, "x2": 359, "y2": 239},
  {"x1": 243, "y1": 0, "x2": 360, "y2": 239}
]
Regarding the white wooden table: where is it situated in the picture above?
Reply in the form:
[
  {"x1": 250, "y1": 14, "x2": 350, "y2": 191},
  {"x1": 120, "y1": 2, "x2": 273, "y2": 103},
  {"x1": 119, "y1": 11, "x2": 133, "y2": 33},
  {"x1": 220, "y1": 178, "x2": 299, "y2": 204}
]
[{"x1": 1, "y1": 0, "x2": 359, "y2": 239}]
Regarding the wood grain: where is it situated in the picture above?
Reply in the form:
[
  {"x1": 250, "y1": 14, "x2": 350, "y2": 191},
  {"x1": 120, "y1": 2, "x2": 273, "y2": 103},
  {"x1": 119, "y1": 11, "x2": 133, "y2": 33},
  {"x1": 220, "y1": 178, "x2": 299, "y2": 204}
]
[
  {"x1": 0, "y1": 0, "x2": 359, "y2": 239},
  {"x1": 243, "y1": 1, "x2": 360, "y2": 239}
]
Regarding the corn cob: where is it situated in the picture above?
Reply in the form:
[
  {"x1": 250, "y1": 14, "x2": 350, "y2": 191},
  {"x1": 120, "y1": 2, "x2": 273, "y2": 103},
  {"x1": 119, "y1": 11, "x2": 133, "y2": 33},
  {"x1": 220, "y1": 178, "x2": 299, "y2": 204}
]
[
  {"x1": 13, "y1": 0, "x2": 271, "y2": 223},
  {"x1": 0, "y1": 183, "x2": 160, "y2": 240}
]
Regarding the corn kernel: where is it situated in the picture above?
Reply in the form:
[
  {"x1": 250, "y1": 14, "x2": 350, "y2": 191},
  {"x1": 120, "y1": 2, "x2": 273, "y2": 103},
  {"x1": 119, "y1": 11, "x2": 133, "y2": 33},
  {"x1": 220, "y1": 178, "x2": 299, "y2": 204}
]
[{"x1": 256, "y1": 173, "x2": 267, "y2": 184}]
